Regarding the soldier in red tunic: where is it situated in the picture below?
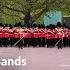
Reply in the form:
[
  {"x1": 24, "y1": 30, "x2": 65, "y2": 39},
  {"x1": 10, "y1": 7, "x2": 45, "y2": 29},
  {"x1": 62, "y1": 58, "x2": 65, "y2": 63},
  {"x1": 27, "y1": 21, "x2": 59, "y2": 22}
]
[
  {"x1": 55, "y1": 27, "x2": 63, "y2": 49},
  {"x1": 2, "y1": 26, "x2": 10, "y2": 47},
  {"x1": 0, "y1": 27, "x2": 3, "y2": 47}
]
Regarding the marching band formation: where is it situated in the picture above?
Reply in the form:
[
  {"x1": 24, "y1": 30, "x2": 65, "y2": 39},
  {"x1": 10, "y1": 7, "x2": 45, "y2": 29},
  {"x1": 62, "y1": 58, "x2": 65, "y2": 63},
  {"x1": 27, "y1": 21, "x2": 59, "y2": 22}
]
[{"x1": 0, "y1": 25, "x2": 70, "y2": 49}]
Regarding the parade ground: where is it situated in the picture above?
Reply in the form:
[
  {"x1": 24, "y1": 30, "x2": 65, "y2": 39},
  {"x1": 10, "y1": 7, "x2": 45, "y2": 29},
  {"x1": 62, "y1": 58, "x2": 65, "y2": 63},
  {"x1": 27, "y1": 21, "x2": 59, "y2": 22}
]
[{"x1": 0, "y1": 47, "x2": 70, "y2": 70}]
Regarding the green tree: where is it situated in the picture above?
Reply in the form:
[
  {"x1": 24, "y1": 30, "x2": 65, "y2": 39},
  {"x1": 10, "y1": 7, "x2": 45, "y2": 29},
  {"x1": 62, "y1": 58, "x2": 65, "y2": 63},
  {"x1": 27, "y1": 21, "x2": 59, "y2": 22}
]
[{"x1": 0, "y1": 0, "x2": 70, "y2": 24}]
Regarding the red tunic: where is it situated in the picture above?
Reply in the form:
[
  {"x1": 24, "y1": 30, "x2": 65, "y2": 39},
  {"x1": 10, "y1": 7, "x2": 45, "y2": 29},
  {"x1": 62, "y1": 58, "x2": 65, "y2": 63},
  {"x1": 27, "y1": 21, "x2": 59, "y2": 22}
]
[
  {"x1": 23, "y1": 33, "x2": 31, "y2": 39},
  {"x1": 9, "y1": 33, "x2": 14, "y2": 38},
  {"x1": 45, "y1": 32, "x2": 55, "y2": 39},
  {"x1": 4, "y1": 33, "x2": 9, "y2": 38},
  {"x1": 0, "y1": 33, "x2": 4, "y2": 38},
  {"x1": 20, "y1": 33, "x2": 24, "y2": 38},
  {"x1": 33, "y1": 32, "x2": 39, "y2": 38},
  {"x1": 14, "y1": 33, "x2": 20, "y2": 38}
]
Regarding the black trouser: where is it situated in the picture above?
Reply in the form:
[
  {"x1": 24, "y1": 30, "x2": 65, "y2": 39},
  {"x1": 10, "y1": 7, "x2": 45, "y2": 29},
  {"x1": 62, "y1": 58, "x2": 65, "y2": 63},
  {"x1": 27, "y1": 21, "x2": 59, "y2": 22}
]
[
  {"x1": 30, "y1": 38, "x2": 37, "y2": 47},
  {"x1": 57, "y1": 38, "x2": 63, "y2": 49},
  {"x1": 63, "y1": 37, "x2": 68, "y2": 47},
  {"x1": 17, "y1": 38, "x2": 23, "y2": 49},
  {"x1": 24, "y1": 38, "x2": 28, "y2": 47},
  {"x1": 0, "y1": 38, "x2": 3, "y2": 47},
  {"x1": 46, "y1": 38, "x2": 61, "y2": 48},
  {"x1": 68, "y1": 39, "x2": 70, "y2": 47},
  {"x1": 3, "y1": 38, "x2": 9, "y2": 47},
  {"x1": 10, "y1": 38, "x2": 16, "y2": 47},
  {"x1": 10, "y1": 38, "x2": 19, "y2": 47},
  {"x1": 27, "y1": 38, "x2": 32, "y2": 47},
  {"x1": 37, "y1": 38, "x2": 45, "y2": 47},
  {"x1": 46, "y1": 39, "x2": 55, "y2": 48}
]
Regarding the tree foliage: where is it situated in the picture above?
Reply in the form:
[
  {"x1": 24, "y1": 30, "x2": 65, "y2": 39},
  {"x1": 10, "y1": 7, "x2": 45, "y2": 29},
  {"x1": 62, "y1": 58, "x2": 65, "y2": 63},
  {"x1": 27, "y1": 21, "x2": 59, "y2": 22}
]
[{"x1": 0, "y1": 0, "x2": 70, "y2": 24}]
